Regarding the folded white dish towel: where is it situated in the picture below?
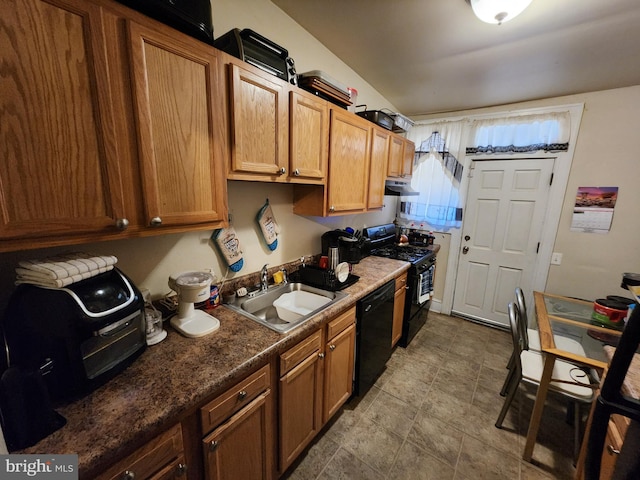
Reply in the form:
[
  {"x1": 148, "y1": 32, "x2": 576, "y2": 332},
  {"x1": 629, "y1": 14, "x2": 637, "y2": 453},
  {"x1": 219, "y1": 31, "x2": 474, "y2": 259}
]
[{"x1": 15, "y1": 252, "x2": 118, "y2": 288}]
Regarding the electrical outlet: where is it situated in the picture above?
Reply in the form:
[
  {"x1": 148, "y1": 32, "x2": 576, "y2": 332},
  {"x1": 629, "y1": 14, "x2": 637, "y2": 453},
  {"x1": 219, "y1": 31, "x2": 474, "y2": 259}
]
[{"x1": 551, "y1": 252, "x2": 563, "y2": 265}]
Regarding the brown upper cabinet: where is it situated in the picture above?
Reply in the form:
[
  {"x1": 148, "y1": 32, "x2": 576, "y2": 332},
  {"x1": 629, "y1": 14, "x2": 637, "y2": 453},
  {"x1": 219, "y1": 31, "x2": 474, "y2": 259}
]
[
  {"x1": 127, "y1": 21, "x2": 228, "y2": 229},
  {"x1": 368, "y1": 127, "x2": 391, "y2": 210},
  {"x1": 226, "y1": 62, "x2": 289, "y2": 180},
  {"x1": 288, "y1": 90, "x2": 329, "y2": 183},
  {"x1": 0, "y1": 0, "x2": 127, "y2": 246},
  {"x1": 225, "y1": 61, "x2": 328, "y2": 184},
  {"x1": 387, "y1": 136, "x2": 414, "y2": 180},
  {"x1": 293, "y1": 108, "x2": 372, "y2": 216},
  {"x1": 0, "y1": 0, "x2": 228, "y2": 252}
]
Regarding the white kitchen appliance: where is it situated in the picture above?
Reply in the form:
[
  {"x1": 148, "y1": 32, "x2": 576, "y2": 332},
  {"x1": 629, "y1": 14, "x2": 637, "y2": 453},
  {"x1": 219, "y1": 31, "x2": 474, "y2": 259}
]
[{"x1": 169, "y1": 272, "x2": 220, "y2": 338}]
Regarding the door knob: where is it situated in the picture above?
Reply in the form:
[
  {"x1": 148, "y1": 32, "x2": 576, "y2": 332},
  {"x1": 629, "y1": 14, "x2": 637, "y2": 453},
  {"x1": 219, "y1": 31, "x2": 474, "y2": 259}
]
[
  {"x1": 464, "y1": 235, "x2": 471, "y2": 241},
  {"x1": 462, "y1": 246, "x2": 469, "y2": 254}
]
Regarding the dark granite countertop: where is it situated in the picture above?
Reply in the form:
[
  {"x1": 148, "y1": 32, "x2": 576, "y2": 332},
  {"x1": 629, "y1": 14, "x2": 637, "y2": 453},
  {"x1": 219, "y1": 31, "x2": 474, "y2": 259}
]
[
  {"x1": 604, "y1": 346, "x2": 640, "y2": 400},
  {"x1": 20, "y1": 255, "x2": 413, "y2": 477}
]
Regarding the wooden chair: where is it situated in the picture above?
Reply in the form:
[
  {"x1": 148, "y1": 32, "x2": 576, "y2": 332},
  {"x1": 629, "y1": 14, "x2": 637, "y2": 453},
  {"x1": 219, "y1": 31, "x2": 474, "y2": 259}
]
[{"x1": 496, "y1": 302, "x2": 594, "y2": 459}]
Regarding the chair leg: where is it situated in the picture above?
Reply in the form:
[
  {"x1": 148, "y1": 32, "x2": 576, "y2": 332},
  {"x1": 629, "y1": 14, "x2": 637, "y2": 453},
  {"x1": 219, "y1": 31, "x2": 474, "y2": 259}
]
[
  {"x1": 496, "y1": 376, "x2": 519, "y2": 428},
  {"x1": 574, "y1": 401, "x2": 581, "y2": 463},
  {"x1": 506, "y1": 351, "x2": 514, "y2": 370},
  {"x1": 500, "y1": 362, "x2": 515, "y2": 396}
]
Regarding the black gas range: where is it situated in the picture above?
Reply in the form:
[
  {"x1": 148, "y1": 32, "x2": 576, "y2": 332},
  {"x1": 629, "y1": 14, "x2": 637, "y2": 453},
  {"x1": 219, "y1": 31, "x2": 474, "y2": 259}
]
[{"x1": 363, "y1": 224, "x2": 437, "y2": 347}]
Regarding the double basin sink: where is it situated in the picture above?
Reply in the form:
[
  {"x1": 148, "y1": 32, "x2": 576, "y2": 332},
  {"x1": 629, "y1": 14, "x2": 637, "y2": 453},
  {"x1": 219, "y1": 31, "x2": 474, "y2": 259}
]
[{"x1": 225, "y1": 282, "x2": 348, "y2": 333}]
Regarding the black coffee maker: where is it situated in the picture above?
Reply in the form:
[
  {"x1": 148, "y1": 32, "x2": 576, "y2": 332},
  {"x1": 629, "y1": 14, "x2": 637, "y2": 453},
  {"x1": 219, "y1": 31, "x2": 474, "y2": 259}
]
[{"x1": 321, "y1": 229, "x2": 367, "y2": 264}]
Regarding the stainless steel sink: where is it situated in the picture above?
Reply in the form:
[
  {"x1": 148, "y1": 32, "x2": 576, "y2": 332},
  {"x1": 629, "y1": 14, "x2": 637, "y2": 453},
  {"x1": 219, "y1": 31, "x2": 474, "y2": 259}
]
[{"x1": 225, "y1": 282, "x2": 347, "y2": 333}]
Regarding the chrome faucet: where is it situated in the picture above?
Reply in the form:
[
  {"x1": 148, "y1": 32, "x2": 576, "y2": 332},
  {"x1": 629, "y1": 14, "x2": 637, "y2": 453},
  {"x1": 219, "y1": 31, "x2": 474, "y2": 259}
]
[{"x1": 260, "y1": 264, "x2": 269, "y2": 291}]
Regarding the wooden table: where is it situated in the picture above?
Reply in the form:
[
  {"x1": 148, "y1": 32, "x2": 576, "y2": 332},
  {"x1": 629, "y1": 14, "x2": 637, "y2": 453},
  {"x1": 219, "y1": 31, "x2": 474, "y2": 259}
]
[{"x1": 523, "y1": 292, "x2": 621, "y2": 461}]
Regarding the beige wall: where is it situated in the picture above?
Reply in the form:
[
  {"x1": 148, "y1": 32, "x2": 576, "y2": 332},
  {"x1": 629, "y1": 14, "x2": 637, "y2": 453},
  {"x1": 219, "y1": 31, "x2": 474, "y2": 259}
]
[
  {"x1": 547, "y1": 86, "x2": 640, "y2": 300},
  {"x1": 414, "y1": 85, "x2": 640, "y2": 302}
]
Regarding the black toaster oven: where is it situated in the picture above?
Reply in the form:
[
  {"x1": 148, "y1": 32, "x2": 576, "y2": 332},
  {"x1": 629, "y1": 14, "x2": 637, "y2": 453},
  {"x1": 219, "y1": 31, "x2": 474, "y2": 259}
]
[
  {"x1": 1, "y1": 268, "x2": 146, "y2": 403},
  {"x1": 214, "y1": 28, "x2": 298, "y2": 86},
  {"x1": 115, "y1": 0, "x2": 214, "y2": 44}
]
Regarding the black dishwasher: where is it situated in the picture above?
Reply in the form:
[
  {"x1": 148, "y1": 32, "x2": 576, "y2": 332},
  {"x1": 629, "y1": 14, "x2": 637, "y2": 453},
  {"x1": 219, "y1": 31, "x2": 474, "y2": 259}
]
[{"x1": 354, "y1": 279, "x2": 395, "y2": 396}]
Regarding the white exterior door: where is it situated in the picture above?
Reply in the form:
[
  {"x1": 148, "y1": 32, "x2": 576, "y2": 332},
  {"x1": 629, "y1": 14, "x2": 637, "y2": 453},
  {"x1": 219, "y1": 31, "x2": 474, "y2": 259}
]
[{"x1": 452, "y1": 158, "x2": 555, "y2": 328}]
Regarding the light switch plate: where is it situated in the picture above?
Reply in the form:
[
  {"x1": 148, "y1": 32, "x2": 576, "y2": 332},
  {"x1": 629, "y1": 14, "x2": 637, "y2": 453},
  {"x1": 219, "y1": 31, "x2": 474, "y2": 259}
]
[{"x1": 551, "y1": 252, "x2": 563, "y2": 265}]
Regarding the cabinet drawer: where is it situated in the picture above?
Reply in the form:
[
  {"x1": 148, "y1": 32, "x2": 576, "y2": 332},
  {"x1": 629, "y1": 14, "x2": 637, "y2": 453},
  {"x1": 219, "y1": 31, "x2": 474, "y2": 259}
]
[
  {"x1": 200, "y1": 364, "x2": 271, "y2": 435},
  {"x1": 326, "y1": 306, "x2": 356, "y2": 340},
  {"x1": 395, "y1": 272, "x2": 408, "y2": 291},
  {"x1": 280, "y1": 330, "x2": 322, "y2": 375},
  {"x1": 96, "y1": 424, "x2": 183, "y2": 480}
]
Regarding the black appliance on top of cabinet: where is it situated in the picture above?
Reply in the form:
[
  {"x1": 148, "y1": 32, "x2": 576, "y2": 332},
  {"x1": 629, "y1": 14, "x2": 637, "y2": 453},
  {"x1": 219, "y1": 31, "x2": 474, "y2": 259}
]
[
  {"x1": 115, "y1": 0, "x2": 214, "y2": 44},
  {"x1": 213, "y1": 28, "x2": 298, "y2": 86},
  {"x1": 354, "y1": 279, "x2": 395, "y2": 396},
  {"x1": 363, "y1": 224, "x2": 436, "y2": 348}
]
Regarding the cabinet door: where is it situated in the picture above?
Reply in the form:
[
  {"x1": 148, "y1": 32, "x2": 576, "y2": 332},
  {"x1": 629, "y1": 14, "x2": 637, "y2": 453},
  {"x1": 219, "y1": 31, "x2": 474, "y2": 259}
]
[
  {"x1": 279, "y1": 349, "x2": 323, "y2": 472},
  {"x1": 0, "y1": 0, "x2": 126, "y2": 243},
  {"x1": 327, "y1": 109, "x2": 371, "y2": 214},
  {"x1": 392, "y1": 273, "x2": 408, "y2": 347},
  {"x1": 402, "y1": 139, "x2": 415, "y2": 177},
  {"x1": 289, "y1": 91, "x2": 328, "y2": 183},
  {"x1": 128, "y1": 21, "x2": 227, "y2": 228},
  {"x1": 228, "y1": 63, "x2": 288, "y2": 178},
  {"x1": 368, "y1": 127, "x2": 391, "y2": 210},
  {"x1": 203, "y1": 391, "x2": 273, "y2": 480},
  {"x1": 323, "y1": 322, "x2": 356, "y2": 423},
  {"x1": 387, "y1": 135, "x2": 404, "y2": 178}
]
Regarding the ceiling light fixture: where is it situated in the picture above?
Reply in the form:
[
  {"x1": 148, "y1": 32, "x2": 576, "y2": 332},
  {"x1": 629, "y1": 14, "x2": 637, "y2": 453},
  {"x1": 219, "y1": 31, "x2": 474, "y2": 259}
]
[{"x1": 469, "y1": 0, "x2": 533, "y2": 25}]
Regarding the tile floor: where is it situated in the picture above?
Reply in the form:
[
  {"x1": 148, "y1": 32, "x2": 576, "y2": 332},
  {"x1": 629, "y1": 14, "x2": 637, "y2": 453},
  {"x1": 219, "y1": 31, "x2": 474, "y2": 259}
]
[{"x1": 283, "y1": 311, "x2": 580, "y2": 480}]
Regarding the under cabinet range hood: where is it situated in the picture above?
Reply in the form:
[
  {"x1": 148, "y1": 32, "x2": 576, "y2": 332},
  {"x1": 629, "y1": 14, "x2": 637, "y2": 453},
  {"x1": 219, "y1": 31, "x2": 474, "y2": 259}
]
[{"x1": 384, "y1": 180, "x2": 419, "y2": 196}]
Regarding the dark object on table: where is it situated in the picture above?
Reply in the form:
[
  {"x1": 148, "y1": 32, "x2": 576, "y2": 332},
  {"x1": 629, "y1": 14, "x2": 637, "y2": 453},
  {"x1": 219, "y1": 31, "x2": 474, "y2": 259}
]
[
  {"x1": 0, "y1": 367, "x2": 66, "y2": 451},
  {"x1": 584, "y1": 301, "x2": 640, "y2": 479}
]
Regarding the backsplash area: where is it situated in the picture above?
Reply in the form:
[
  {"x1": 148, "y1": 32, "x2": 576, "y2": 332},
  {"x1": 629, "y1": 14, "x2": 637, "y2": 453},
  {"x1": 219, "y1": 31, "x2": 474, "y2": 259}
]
[{"x1": 0, "y1": 181, "x2": 396, "y2": 314}]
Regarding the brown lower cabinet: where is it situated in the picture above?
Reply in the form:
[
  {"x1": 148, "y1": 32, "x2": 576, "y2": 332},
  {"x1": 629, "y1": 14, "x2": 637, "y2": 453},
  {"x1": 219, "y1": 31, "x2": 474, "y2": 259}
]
[
  {"x1": 392, "y1": 272, "x2": 408, "y2": 347},
  {"x1": 98, "y1": 304, "x2": 359, "y2": 480},
  {"x1": 200, "y1": 364, "x2": 274, "y2": 480},
  {"x1": 94, "y1": 424, "x2": 187, "y2": 480},
  {"x1": 279, "y1": 307, "x2": 356, "y2": 473}
]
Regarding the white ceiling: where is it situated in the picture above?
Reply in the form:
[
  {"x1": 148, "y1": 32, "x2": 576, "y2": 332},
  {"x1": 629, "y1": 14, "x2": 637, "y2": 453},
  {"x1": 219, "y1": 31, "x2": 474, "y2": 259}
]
[{"x1": 271, "y1": 0, "x2": 640, "y2": 116}]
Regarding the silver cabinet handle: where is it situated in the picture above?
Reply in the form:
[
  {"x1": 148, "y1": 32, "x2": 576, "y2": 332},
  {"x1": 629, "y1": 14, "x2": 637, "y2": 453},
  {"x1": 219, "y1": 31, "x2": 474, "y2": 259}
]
[
  {"x1": 279, "y1": 167, "x2": 286, "y2": 175},
  {"x1": 209, "y1": 440, "x2": 219, "y2": 452},
  {"x1": 150, "y1": 216, "x2": 162, "y2": 227},
  {"x1": 318, "y1": 352, "x2": 325, "y2": 359},
  {"x1": 607, "y1": 444, "x2": 620, "y2": 455},
  {"x1": 238, "y1": 390, "x2": 247, "y2": 400},
  {"x1": 329, "y1": 206, "x2": 335, "y2": 212},
  {"x1": 116, "y1": 218, "x2": 129, "y2": 230},
  {"x1": 176, "y1": 463, "x2": 187, "y2": 476},
  {"x1": 294, "y1": 169, "x2": 300, "y2": 176},
  {"x1": 121, "y1": 471, "x2": 135, "y2": 480},
  {"x1": 329, "y1": 344, "x2": 336, "y2": 351}
]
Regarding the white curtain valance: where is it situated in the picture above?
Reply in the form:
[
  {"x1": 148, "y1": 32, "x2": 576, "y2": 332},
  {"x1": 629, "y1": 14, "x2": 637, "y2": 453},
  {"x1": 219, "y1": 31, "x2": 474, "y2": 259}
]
[{"x1": 467, "y1": 111, "x2": 571, "y2": 155}]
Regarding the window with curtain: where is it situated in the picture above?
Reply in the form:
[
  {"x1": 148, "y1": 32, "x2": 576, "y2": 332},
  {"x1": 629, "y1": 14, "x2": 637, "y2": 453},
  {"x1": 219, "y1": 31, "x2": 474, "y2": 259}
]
[
  {"x1": 467, "y1": 111, "x2": 571, "y2": 154},
  {"x1": 399, "y1": 111, "x2": 572, "y2": 231},
  {"x1": 398, "y1": 121, "x2": 465, "y2": 231}
]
